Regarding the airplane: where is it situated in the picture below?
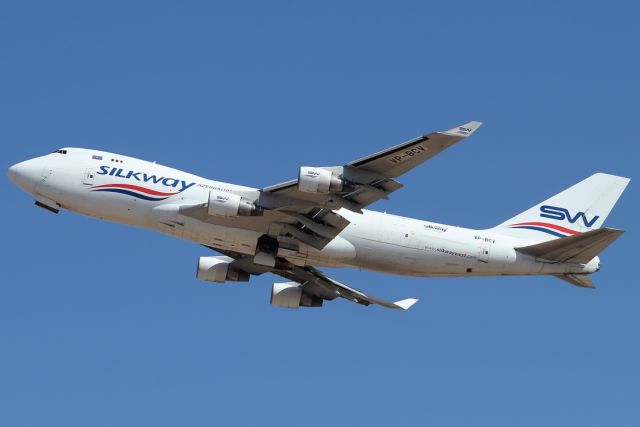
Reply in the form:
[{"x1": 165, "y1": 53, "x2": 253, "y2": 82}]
[{"x1": 7, "y1": 121, "x2": 630, "y2": 310}]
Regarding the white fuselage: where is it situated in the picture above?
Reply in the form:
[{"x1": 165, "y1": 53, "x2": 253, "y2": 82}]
[{"x1": 9, "y1": 148, "x2": 598, "y2": 279}]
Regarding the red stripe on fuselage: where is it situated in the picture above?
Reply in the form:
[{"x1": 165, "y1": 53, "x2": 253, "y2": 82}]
[
  {"x1": 90, "y1": 183, "x2": 177, "y2": 196},
  {"x1": 509, "y1": 221, "x2": 581, "y2": 235}
]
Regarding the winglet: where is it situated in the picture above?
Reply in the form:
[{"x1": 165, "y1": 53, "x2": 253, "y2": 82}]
[
  {"x1": 442, "y1": 121, "x2": 483, "y2": 138},
  {"x1": 393, "y1": 298, "x2": 419, "y2": 310}
]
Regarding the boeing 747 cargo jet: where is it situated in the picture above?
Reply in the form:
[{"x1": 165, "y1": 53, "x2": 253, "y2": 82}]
[{"x1": 8, "y1": 122, "x2": 630, "y2": 309}]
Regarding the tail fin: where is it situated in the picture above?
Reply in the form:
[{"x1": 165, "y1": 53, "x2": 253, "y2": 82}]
[{"x1": 491, "y1": 173, "x2": 630, "y2": 242}]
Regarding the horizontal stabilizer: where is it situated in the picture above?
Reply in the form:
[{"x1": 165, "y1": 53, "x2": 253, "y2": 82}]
[
  {"x1": 516, "y1": 227, "x2": 624, "y2": 264},
  {"x1": 553, "y1": 274, "x2": 595, "y2": 289}
]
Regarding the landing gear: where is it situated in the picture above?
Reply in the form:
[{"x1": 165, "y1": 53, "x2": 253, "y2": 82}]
[{"x1": 254, "y1": 235, "x2": 279, "y2": 267}]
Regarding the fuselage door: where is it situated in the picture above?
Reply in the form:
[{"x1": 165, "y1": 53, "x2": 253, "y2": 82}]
[
  {"x1": 478, "y1": 245, "x2": 489, "y2": 263},
  {"x1": 82, "y1": 169, "x2": 95, "y2": 185}
]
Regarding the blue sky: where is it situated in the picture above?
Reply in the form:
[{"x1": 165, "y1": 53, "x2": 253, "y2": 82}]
[{"x1": 1, "y1": 1, "x2": 638, "y2": 425}]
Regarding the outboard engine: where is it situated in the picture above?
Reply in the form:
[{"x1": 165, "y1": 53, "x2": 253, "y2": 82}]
[
  {"x1": 196, "y1": 256, "x2": 250, "y2": 283},
  {"x1": 297, "y1": 167, "x2": 343, "y2": 194},
  {"x1": 270, "y1": 282, "x2": 323, "y2": 308}
]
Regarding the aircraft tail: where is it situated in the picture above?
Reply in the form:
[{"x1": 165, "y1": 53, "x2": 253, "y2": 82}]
[{"x1": 490, "y1": 173, "x2": 630, "y2": 242}]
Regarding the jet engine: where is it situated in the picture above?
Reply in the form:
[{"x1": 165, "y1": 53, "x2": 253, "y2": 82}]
[
  {"x1": 208, "y1": 190, "x2": 259, "y2": 217},
  {"x1": 196, "y1": 256, "x2": 250, "y2": 283},
  {"x1": 270, "y1": 282, "x2": 323, "y2": 308},
  {"x1": 298, "y1": 167, "x2": 343, "y2": 194}
]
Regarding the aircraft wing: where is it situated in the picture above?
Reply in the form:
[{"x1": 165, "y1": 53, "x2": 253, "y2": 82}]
[
  {"x1": 213, "y1": 248, "x2": 418, "y2": 310},
  {"x1": 346, "y1": 120, "x2": 483, "y2": 178},
  {"x1": 180, "y1": 121, "x2": 481, "y2": 253},
  {"x1": 251, "y1": 121, "x2": 482, "y2": 250},
  {"x1": 262, "y1": 120, "x2": 482, "y2": 207},
  {"x1": 275, "y1": 265, "x2": 418, "y2": 309}
]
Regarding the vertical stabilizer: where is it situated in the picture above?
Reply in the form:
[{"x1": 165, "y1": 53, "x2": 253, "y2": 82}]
[{"x1": 490, "y1": 173, "x2": 629, "y2": 242}]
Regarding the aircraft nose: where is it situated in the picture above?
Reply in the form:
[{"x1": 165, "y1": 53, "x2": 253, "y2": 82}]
[
  {"x1": 8, "y1": 158, "x2": 46, "y2": 194},
  {"x1": 7, "y1": 163, "x2": 17, "y2": 182}
]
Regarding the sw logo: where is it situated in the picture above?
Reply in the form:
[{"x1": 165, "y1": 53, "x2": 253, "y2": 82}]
[{"x1": 540, "y1": 205, "x2": 600, "y2": 227}]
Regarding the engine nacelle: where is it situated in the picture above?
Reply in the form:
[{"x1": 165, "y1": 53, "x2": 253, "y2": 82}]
[
  {"x1": 298, "y1": 167, "x2": 343, "y2": 194},
  {"x1": 196, "y1": 256, "x2": 250, "y2": 283},
  {"x1": 270, "y1": 282, "x2": 323, "y2": 309},
  {"x1": 208, "y1": 190, "x2": 258, "y2": 217}
]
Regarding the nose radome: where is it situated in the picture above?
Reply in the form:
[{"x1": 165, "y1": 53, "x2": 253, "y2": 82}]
[
  {"x1": 9, "y1": 158, "x2": 47, "y2": 194},
  {"x1": 7, "y1": 163, "x2": 17, "y2": 182}
]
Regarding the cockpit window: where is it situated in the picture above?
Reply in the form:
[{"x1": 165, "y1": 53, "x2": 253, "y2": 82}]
[{"x1": 52, "y1": 149, "x2": 67, "y2": 154}]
